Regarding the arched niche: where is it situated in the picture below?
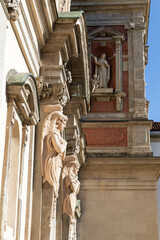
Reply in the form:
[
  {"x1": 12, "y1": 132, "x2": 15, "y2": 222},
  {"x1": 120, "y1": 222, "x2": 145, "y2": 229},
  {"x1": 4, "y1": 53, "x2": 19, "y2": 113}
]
[
  {"x1": 88, "y1": 26, "x2": 125, "y2": 93},
  {"x1": 6, "y1": 71, "x2": 40, "y2": 125}
]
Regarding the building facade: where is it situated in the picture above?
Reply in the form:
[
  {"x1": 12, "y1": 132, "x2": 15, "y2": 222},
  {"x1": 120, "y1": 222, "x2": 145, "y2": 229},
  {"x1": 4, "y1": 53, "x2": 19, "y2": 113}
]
[{"x1": 0, "y1": 0, "x2": 160, "y2": 240}]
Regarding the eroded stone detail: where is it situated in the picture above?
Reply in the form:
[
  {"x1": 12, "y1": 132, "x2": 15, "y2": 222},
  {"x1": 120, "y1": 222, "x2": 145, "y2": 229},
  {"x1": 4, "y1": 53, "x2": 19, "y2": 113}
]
[
  {"x1": 144, "y1": 45, "x2": 149, "y2": 66},
  {"x1": 126, "y1": 22, "x2": 146, "y2": 31},
  {"x1": 4, "y1": 0, "x2": 20, "y2": 21}
]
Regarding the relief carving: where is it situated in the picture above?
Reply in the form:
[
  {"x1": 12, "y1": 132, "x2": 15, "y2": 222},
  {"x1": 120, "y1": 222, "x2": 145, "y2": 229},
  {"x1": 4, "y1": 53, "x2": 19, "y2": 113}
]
[
  {"x1": 94, "y1": 53, "x2": 110, "y2": 88},
  {"x1": 42, "y1": 111, "x2": 68, "y2": 199},
  {"x1": 62, "y1": 155, "x2": 80, "y2": 223},
  {"x1": 4, "y1": 0, "x2": 20, "y2": 21},
  {"x1": 36, "y1": 76, "x2": 44, "y2": 98}
]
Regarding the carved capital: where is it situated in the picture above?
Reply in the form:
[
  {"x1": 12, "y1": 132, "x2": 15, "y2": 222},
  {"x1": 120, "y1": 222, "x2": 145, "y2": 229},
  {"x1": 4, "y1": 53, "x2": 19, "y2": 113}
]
[
  {"x1": 39, "y1": 82, "x2": 68, "y2": 107},
  {"x1": 4, "y1": 0, "x2": 20, "y2": 21}
]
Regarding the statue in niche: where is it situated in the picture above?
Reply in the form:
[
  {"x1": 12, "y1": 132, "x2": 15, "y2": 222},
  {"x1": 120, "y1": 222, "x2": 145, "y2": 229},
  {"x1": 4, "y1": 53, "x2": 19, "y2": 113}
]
[
  {"x1": 94, "y1": 53, "x2": 110, "y2": 88},
  {"x1": 42, "y1": 111, "x2": 68, "y2": 200},
  {"x1": 62, "y1": 155, "x2": 80, "y2": 223}
]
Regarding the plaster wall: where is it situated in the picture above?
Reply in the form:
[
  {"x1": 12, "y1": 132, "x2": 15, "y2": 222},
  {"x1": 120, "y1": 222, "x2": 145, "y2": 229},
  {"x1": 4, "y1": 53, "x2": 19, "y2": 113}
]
[
  {"x1": 78, "y1": 189, "x2": 159, "y2": 240},
  {"x1": 151, "y1": 136, "x2": 160, "y2": 240},
  {"x1": 0, "y1": 3, "x2": 8, "y2": 196}
]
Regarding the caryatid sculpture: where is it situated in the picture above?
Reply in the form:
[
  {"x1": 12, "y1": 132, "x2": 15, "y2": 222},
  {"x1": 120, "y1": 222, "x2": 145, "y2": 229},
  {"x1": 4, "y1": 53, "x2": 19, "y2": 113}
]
[
  {"x1": 62, "y1": 155, "x2": 80, "y2": 223},
  {"x1": 42, "y1": 111, "x2": 68, "y2": 200},
  {"x1": 94, "y1": 53, "x2": 110, "y2": 88}
]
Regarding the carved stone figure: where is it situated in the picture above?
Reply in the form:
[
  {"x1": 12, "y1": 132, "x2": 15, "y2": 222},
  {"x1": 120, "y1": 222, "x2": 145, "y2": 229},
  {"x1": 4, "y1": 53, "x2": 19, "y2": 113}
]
[
  {"x1": 62, "y1": 155, "x2": 80, "y2": 223},
  {"x1": 42, "y1": 111, "x2": 68, "y2": 198},
  {"x1": 36, "y1": 76, "x2": 44, "y2": 98},
  {"x1": 94, "y1": 53, "x2": 110, "y2": 88},
  {"x1": 91, "y1": 74, "x2": 99, "y2": 93},
  {"x1": 5, "y1": 0, "x2": 20, "y2": 21}
]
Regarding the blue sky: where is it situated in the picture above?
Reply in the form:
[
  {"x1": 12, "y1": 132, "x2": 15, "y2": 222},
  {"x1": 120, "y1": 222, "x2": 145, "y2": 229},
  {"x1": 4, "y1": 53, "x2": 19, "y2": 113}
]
[{"x1": 145, "y1": 0, "x2": 160, "y2": 121}]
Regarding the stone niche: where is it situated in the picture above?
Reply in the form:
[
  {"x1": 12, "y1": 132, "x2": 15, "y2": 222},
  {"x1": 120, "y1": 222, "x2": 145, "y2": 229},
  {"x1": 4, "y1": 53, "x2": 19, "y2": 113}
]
[{"x1": 89, "y1": 26, "x2": 128, "y2": 112}]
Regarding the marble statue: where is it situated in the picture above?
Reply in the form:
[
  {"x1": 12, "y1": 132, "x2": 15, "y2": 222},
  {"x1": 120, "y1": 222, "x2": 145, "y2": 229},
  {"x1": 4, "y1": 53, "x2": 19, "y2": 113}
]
[
  {"x1": 62, "y1": 155, "x2": 80, "y2": 223},
  {"x1": 94, "y1": 53, "x2": 110, "y2": 88},
  {"x1": 42, "y1": 111, "x2": 68, "y2": 198}
]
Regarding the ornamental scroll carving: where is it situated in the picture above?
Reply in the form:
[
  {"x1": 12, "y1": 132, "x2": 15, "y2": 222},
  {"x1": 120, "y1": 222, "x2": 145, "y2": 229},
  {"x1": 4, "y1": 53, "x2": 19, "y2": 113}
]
[
  {"x1": 62, "y1": 155, "x2": 80, "y2": 223},
  {"x1": 4, "y1": 0, "x2": 20, "y2": 21},
  {"x1": 42, "y1": 111, "x2": 68, "y2": 200}
]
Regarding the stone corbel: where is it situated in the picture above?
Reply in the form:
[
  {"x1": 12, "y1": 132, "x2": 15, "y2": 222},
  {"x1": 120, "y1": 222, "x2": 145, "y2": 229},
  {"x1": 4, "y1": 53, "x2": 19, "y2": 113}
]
[
  {"x1": 40, "y1": 65, "x2": 70, "y2": 106},
  {"x1": 4, "y1": 0, "x2": 20, "y2": 21}
]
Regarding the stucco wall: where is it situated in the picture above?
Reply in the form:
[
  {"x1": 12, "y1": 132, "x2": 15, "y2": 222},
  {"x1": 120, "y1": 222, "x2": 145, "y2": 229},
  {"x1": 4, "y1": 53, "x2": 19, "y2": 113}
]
[{"x1": 151, "y1": 136, "x2": 160, "y2": 240}]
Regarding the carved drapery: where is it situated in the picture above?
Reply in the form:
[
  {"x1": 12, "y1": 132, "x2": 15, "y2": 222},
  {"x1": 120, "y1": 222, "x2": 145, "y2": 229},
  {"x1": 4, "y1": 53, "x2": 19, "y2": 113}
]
[
  {"x1": 42, "y1": 111, "x2": 68, "y2": 193},
  {"x1": 94, "y1": 53, "x2": 110, "y2": 89},
  {"x1": 42, "y1": 110, "x2": 68, "y2": 218}
]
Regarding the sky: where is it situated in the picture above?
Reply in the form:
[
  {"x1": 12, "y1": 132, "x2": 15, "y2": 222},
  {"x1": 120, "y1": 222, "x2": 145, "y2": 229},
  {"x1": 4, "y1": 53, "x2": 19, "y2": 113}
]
[{"x1": 145, "y1": 0, "x2": 160, "y2": 121}]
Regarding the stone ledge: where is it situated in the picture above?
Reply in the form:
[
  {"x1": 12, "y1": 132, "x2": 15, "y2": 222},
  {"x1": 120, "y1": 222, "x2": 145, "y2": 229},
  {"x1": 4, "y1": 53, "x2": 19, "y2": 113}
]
[{"x1": 80, "y1": 179, "x2": 157, "y2": 190}]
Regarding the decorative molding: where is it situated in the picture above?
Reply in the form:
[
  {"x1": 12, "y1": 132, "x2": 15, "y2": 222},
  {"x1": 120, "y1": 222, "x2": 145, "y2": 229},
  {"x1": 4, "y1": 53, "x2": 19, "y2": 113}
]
[
  {"x1": 6, "y1": 71, "x2": 40, "y2": 125},
  {"x1": 80, "y1": 179, "x2": 157, "y2": 190}
]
